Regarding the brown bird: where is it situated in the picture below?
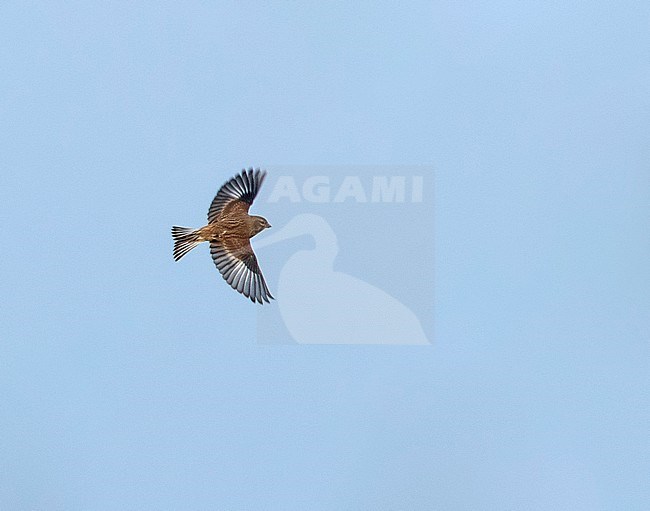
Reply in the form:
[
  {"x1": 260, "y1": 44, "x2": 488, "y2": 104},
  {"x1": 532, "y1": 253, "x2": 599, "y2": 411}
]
[{"x1": 172, "y1": 168, "x2": 274, "y2": 304}]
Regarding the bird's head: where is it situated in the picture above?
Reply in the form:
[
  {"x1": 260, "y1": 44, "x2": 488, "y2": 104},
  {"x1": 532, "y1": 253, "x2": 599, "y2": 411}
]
[{"x1": 250, "y1": 215, "x2": 272, "y2": 236}]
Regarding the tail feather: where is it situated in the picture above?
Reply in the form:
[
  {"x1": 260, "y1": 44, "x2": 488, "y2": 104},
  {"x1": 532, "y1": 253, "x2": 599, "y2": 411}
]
[{"x1": 172, "y1": 226, "x2": 202, "y2": 261}]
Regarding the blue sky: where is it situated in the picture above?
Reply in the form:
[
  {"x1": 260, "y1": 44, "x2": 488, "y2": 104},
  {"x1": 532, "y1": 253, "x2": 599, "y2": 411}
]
[{"x1": 1, "y1": 1, "x2": 649, "y2": 509}]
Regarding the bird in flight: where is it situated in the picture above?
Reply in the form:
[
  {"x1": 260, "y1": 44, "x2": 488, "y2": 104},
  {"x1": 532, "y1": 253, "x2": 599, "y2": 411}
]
[{"x1": 172, "y1": 168, "x2": 274, "y2": 304}]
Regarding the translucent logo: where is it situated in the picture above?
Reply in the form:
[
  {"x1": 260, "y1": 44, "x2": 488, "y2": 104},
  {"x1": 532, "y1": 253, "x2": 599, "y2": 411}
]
[{"x1": 255, "y1": 166, "x2": 433, "y2": 345}]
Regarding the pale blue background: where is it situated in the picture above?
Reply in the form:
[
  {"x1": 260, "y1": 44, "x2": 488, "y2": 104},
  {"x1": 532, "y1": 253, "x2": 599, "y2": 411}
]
[{"x1": 1, "y1": 2, "x2": 649, "y2": 509}]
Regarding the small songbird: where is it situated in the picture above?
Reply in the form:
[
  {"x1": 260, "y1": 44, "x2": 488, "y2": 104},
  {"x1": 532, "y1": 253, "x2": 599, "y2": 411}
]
[{"x1": 172, "y1": 168, "x2": 274, "y2": 304}]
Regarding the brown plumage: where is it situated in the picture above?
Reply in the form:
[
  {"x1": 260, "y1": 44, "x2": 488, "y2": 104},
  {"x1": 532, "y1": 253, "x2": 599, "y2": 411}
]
[{"x1": 172, "y1": 168, "x2": 273, "y2": 304}]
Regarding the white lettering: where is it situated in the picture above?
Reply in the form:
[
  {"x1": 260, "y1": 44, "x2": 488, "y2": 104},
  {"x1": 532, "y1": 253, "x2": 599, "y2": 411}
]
[
  {"x1": 333, "y1": 176, "x2": 367, "y2": 203},
  {"x1": 411, "y1": 176, "x2": 423, "y2": 202},
  {"x1": 267, "y1": 176, "x2": 301, "y2": 202},
  {"x1": 371, "y1": 176, "x2": 406, "y2": 203},
  {"x1": 266, "y1": 175, "x2": 424, "y2": 203},
  {"x1": 303, "y1": 176, "x2": 330, "y2": 203}
]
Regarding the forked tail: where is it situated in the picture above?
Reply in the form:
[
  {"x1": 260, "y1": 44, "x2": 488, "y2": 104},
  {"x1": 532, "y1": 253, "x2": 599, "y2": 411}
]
[{"x1": 172, "y1": 226, "x2": 202, "y2": 261}]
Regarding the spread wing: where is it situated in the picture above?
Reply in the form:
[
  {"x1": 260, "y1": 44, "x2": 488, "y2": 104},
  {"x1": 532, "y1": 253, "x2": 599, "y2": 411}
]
[
  {"x1": 210, "y1": 237, "x2": 274, "y2": 304},
  {"x1": 208, "y1": 168, "x2": 267, "y2": 224}
]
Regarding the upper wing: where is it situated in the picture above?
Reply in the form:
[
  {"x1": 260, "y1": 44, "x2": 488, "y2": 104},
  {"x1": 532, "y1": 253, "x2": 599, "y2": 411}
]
[
  {"x1": 210, "y1": 237, "x2": 274, "y2": 304},
  {"x1": 208, "y1": 168, "x2": 267, "y2": 224}
]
